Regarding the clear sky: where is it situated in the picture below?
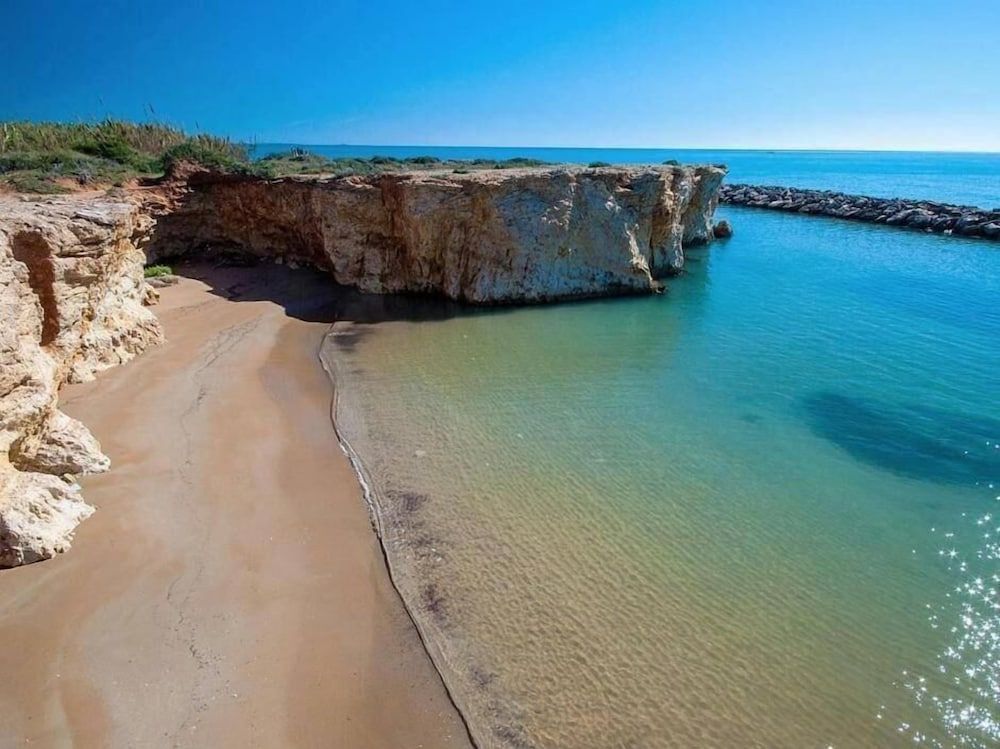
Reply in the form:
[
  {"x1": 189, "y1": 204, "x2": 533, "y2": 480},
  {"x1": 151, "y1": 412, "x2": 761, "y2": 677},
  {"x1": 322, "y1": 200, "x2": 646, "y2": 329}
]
[{"x1": 3, "y1": 0, "x2": 998, "y2": 151}]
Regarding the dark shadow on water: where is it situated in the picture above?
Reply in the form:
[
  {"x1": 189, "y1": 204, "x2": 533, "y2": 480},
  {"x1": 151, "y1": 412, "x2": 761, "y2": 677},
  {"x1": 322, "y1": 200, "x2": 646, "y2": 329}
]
[
  {"x1": 803, "y1": 391, "x2": 1000, "y2": 485},
  {"x1": 168, "y1": 255, "x2": 720, "y2": 382},
  {"x1": 175, "y1": 257, "x2": 676, "y2": 321},
  {"x1": 171, "y1": 256, "x2": 693, "y2": 349}
]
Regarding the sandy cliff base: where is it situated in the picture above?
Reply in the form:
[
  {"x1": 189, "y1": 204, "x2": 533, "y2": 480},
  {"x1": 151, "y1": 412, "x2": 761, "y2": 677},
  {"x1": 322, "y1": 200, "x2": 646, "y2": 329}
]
[{"x1": 0, "y1": 264, "x2": 470, "y2": 748}]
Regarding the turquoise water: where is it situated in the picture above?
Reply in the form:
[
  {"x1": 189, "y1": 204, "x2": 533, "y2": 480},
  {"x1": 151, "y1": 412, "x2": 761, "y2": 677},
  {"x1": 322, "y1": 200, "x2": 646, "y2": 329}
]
[
  {"x1": 253, "y1": 144, "x2": 1000, "y2": 207},
  {"x1": 325, "y1": 204, "x2": 1000, "y2": 747}
]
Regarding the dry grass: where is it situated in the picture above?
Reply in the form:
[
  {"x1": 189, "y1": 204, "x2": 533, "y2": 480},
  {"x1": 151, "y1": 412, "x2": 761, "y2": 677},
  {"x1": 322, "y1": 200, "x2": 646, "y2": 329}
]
[{"x1": 0, "y1": 120, "x2": 248, "y2": 192}]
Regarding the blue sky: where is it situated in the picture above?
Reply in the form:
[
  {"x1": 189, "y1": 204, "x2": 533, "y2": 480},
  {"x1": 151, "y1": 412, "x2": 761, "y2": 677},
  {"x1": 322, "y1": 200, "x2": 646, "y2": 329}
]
[{"x1": 3, "y1": 0, "x2": 998, "y2": 151}]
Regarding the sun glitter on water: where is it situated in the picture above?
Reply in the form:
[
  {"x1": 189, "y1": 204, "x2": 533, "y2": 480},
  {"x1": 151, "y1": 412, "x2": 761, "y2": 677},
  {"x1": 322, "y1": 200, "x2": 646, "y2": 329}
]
[{"x1": 895, "y1": 464, "x2": 1000, "y2": 747}]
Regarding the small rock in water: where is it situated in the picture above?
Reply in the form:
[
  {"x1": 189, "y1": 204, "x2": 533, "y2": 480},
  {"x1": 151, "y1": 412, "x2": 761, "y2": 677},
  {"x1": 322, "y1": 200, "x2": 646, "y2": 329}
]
[{"x1": 713, "y1": 220, "x2": 733, "y2": 239}]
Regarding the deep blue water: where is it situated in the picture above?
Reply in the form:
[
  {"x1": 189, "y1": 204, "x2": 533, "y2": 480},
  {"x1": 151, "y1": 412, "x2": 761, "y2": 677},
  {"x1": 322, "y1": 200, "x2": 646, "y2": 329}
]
[{"x1": 251, "y1": 144, "x2": 1000, "y2": 208}]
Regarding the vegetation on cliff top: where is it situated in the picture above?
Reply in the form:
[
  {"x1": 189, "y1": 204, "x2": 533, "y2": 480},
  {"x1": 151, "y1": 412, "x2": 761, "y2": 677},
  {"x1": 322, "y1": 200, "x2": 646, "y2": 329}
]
[
  {"x1": 255, "y1": 148, "x2": 548, "y2": 177},
  {"x1": 0, "y1": 121, "x2": 248, "y2": 193},
  {"x1": 0, "y1": 121, "x2": 551, "y2": 193}
]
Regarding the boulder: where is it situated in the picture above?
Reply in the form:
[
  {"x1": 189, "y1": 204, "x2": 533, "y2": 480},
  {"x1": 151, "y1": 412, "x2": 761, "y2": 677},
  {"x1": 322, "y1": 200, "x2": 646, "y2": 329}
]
[{"x1": 713, "y1": 220, "x2": 733, "y2": 238}]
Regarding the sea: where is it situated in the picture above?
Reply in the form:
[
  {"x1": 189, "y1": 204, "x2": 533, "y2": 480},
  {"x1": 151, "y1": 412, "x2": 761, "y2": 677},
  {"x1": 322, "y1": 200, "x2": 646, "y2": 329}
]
[{"x1": 304, "y1": 146, "x2": 1000, "y2": 747}]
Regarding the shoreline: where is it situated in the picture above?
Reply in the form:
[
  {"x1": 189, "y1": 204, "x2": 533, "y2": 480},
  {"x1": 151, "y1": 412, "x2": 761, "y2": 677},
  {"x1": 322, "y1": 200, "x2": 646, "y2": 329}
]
[
  {"x1": 319, "y1": 325, "x2": 478, "y2": 744},
  {"x1": 0, "y1": 263, "x2": 470, "y2": 747},
  {"x1": 319, "y1": 318, "x2": 528, "y2": 749}
]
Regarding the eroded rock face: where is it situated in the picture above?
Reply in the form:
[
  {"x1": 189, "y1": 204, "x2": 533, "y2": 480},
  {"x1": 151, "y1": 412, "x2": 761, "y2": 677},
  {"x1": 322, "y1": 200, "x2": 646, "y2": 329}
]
[
  {"x1": 149, "y1": 165, "x2": 727, "y2": 303},
  {"x1": 0, "y1": 197, "x2": 162, "y2": 566}
]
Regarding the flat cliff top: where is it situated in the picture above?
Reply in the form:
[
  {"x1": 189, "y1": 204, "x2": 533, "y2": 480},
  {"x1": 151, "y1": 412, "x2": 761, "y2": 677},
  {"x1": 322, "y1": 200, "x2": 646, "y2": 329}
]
[
  {"x1": 256, "y1": 162, "x2": 727, "y2": 186},
  {"x1": 1, "y1": 164, "x2": 729, "y2": 214},
  {"x1": 0, "y1": 193, "x2": 139, "y2": 230}
]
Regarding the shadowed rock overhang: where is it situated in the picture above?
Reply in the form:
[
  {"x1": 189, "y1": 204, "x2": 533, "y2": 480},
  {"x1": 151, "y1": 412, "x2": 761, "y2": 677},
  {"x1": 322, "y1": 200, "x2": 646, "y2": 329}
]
[{"x1": 147, "y1": 165, "x2": 728, "y2": 303}]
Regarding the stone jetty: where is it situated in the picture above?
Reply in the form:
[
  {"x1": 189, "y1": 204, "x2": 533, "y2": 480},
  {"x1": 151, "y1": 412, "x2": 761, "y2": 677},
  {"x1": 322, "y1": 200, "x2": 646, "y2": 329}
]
[{"x1": 720, "y1": 183, "x2": 1000, "y2": 240}]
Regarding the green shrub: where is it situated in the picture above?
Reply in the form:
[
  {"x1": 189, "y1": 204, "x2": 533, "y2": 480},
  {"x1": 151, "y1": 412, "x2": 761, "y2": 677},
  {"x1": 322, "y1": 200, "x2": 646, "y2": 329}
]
[
  {"x1": 161, "y1": 136, "x2": 249, "y2": 173},
  {"x1": 0, "y1": 150, "x2": 83, "y2": 173},
  {"x1": 405, "y1": 155, "x2": 441, "y2": 165},
  {"x1": 588, "y1": 161, "x2": 612, "y2": 168},
  {"x1": 144, "y1": 264, "x2": 173, "y2": 278},
  {"x1": 74, "y1": 132, "x2": 160, "y2": 172},
  {"x1": 3, "y1": 172, "x2": 70, "y2": 193},
  {"x1": 256, "y1": 149, "x2": 339, "y2": 175},
  {"x1": 499, "y1": 157, "x2": 547, "y2": 168}
]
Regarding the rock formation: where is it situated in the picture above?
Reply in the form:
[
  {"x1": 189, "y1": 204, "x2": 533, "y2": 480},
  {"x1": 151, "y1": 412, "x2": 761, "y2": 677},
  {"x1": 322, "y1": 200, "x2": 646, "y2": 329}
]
[
  {"x1": 0, "y1": 197, "x2": 162, "y2": 566},
  {"x1": 1, "y1": 165, "x2": 725, "y2": 565},
  {"x1": 720, "y1": 183, "x2": 1000, "y2": 239},
  {"x1": 149, "y1": 165, "x2": 727, "y2": 303}
]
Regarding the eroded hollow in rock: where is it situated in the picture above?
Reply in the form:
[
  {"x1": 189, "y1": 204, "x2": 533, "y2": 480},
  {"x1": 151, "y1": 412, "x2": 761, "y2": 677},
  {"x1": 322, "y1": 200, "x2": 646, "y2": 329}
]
[{"x1": 12, "y1": 231, "x2": 59, "y2": 346}]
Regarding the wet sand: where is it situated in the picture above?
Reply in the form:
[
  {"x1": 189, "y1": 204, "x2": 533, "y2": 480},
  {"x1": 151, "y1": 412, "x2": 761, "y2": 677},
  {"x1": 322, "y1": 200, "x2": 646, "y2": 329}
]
[{"x1": 0, "y1": 263, "x2": 471, "y2": 748}]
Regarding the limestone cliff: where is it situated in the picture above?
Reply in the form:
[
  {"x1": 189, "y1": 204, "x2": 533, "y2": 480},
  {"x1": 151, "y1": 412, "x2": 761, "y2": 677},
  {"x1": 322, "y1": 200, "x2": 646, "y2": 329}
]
[
  {"x1": 0, "y1": 198, "x2": 162, "y2": 566},
  {"x1": 149, "y1": 165, "x2": 726, "y2": 303}
]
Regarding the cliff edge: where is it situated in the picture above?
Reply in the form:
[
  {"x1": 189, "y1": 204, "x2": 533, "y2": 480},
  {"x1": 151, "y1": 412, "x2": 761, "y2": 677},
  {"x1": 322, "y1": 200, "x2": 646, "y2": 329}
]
[
  {"x1": 150, "y1": 165, "x2": 727, "y2": 303},
  {"x1": 0, "y1": 198, "x2": 161, "y2": 565}
]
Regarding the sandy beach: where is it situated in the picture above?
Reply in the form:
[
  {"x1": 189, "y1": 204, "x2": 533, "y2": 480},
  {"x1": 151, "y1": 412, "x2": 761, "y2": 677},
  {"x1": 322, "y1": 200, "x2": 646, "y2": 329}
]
[{"x1": 0, "y1": 262, "x2": 470, "y2": 748}]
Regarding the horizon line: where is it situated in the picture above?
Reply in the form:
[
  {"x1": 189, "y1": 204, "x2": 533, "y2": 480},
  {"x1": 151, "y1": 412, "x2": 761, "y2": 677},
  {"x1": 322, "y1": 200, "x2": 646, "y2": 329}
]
[{"x1": 246, "y1": 141, "x2": 1000, "y2": 156}]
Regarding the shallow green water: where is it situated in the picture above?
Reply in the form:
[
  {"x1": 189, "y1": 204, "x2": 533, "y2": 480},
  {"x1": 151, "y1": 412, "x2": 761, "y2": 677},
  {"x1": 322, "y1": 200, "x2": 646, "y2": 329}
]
[{"x1": 324, "y1": 207, "x2": 1000, "y2": 747}]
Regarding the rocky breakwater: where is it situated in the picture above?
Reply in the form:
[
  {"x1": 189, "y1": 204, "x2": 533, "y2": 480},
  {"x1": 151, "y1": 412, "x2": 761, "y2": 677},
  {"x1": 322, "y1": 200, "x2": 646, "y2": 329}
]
[
  {"x1": 149, "y1": 165, "x2": 728, "y2": 302},
  {"x1": 720, "y1": 183, "x2": 1000, "y2": 240},
  {"x1": 0, "y1": 197, "x2": 162, "y2": 566}
]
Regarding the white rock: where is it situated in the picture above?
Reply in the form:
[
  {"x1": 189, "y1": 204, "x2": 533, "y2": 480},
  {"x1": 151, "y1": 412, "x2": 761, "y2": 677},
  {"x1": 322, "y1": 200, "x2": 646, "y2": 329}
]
[
  {"x1": 149, "y1": 166, "x2": 727, "y2": 303},
  {"x1": 0, "y1": 197, "x2": 163, "y2": 566}
]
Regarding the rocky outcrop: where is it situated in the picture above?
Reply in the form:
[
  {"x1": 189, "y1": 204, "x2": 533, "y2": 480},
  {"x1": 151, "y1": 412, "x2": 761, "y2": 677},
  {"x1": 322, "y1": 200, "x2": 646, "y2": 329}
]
[
  {"x1": 1, "y1": 197, "x2": 162, "y2": 566},
  {"x1": 720, "y1": 183, "x2": 1000, "y2": 239},
  {"x1": 713, "y1": 219, "x2": 733, "y2": 239},
  {"x1": 148, "y1": 165, "x2": 727, "y2": 303}
]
